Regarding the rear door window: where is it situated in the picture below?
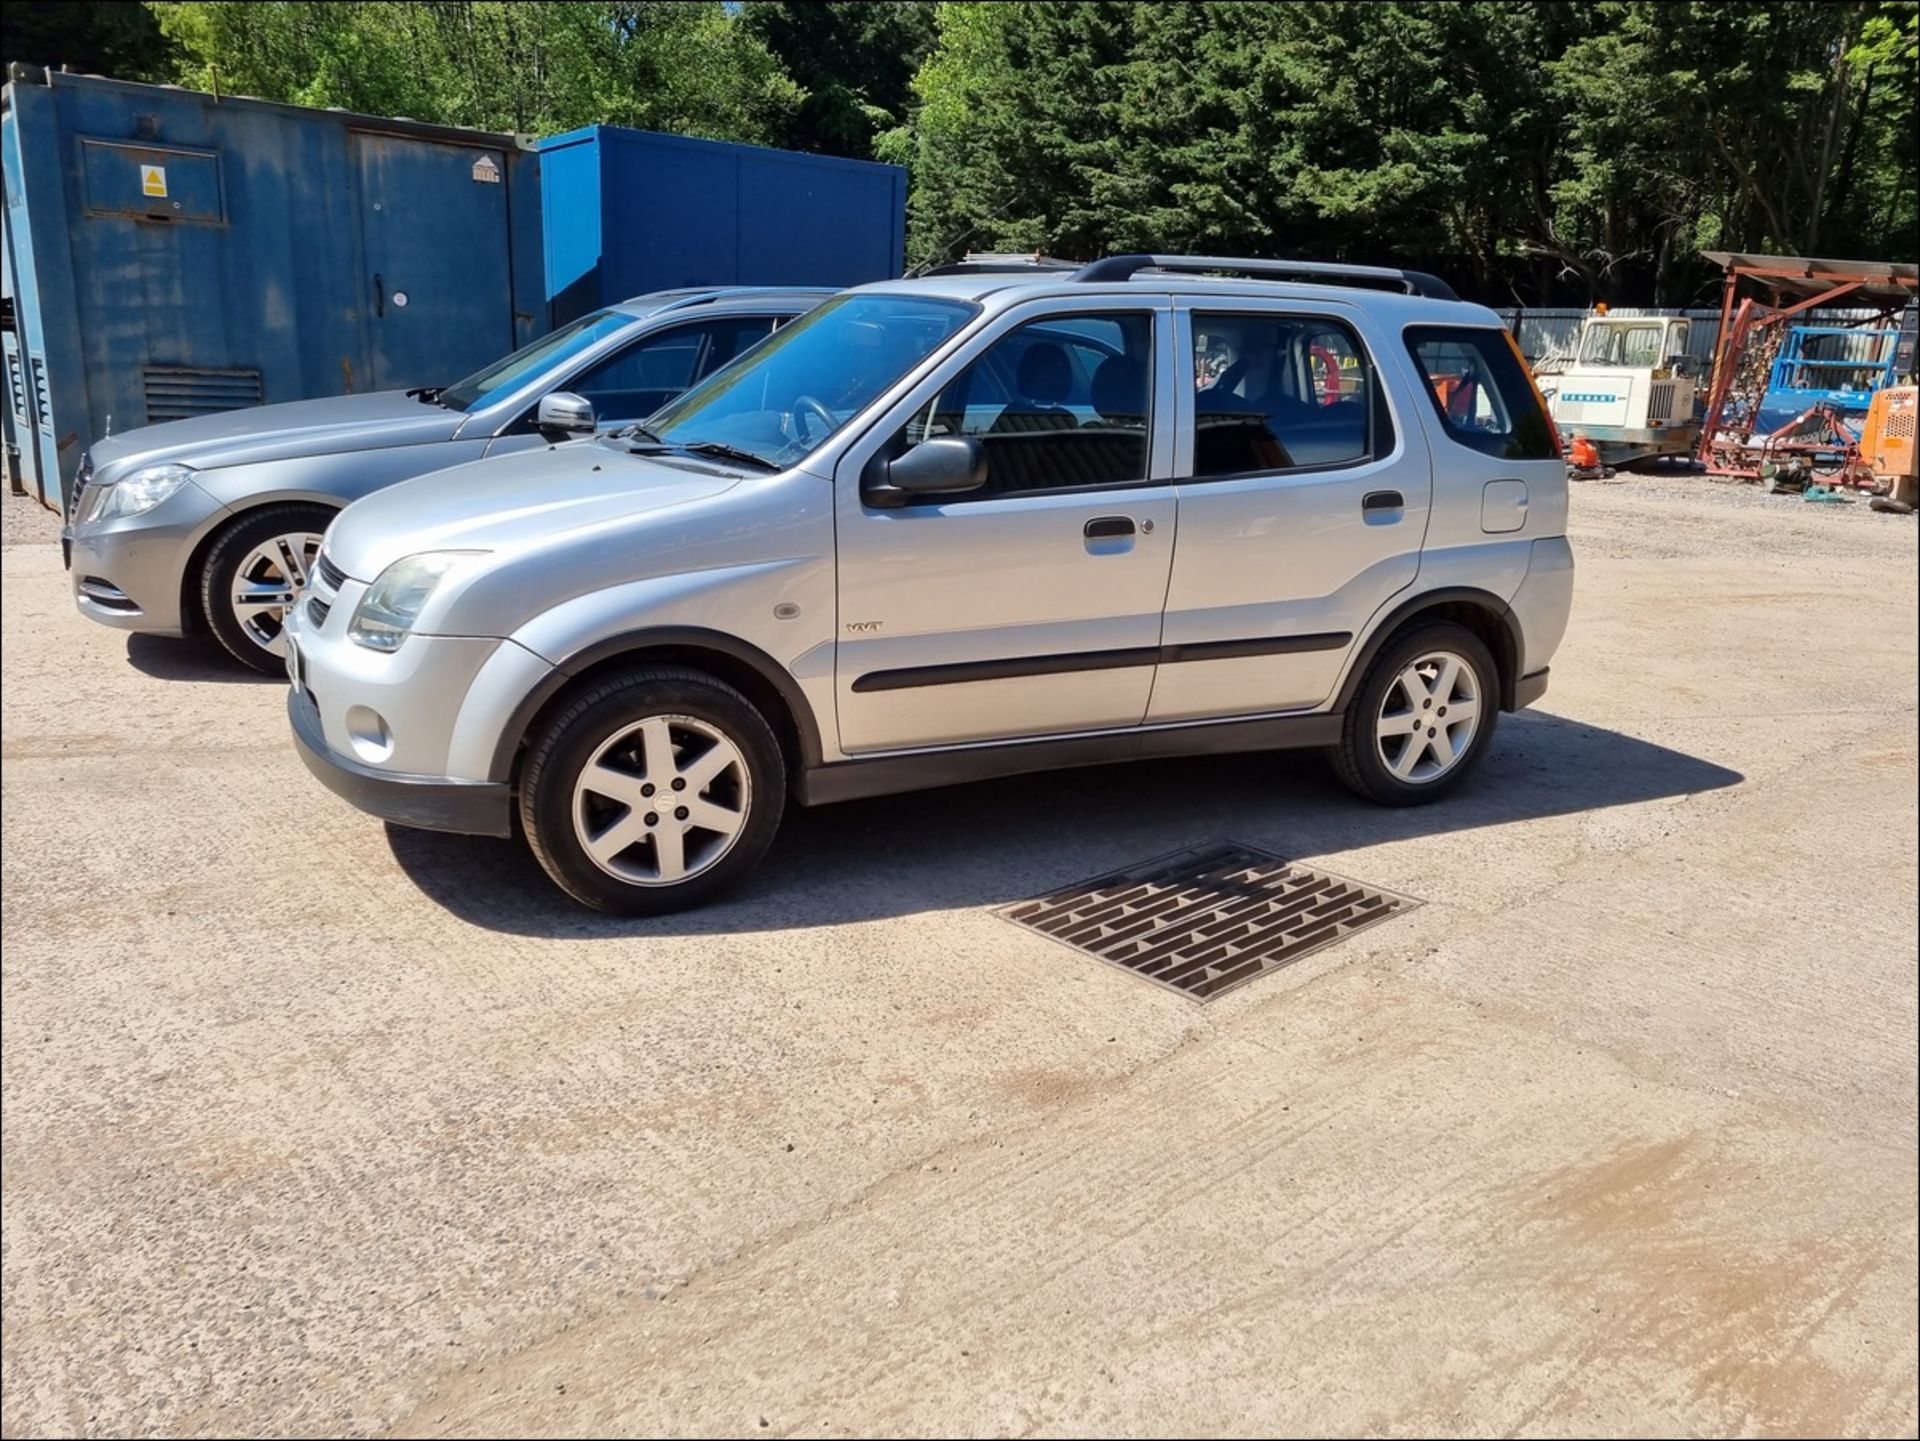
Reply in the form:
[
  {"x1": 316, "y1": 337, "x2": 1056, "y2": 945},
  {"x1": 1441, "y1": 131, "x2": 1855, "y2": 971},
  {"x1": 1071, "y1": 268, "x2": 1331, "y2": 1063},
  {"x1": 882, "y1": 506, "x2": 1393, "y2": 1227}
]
[
  {"x1": 1189, "y1": 313, "x2": 1378, "y2": 475},
  {"x1": 1405, "y1": 326, "x2": 1560, "y2": 460}
]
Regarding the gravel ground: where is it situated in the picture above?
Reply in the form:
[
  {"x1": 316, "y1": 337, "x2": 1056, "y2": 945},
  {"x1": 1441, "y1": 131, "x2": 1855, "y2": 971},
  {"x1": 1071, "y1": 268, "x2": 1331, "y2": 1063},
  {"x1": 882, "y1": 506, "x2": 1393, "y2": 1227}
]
[{"x1": 3, "y1": 473, "x2": 1916, "y2": 1437}]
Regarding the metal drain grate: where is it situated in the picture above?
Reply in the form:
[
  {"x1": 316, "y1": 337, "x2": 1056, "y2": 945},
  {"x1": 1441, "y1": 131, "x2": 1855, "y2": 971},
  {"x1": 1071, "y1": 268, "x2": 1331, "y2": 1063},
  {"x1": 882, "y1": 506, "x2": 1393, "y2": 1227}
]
[{"x1": 1001, "y1": 843, "x2": 1420, "y2": 1001}]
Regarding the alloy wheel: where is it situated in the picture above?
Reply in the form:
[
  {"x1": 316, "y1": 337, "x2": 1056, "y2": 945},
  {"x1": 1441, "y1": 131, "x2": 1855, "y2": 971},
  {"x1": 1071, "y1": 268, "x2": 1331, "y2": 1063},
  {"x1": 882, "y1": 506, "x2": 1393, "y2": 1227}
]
[
  {"x1": 571, "y1": 714, "x2": 753, "y2": 886},
  {"x1": 229, "y1": 531, "x2": 323, "y2": 658},
  {"x1": 1374, "y1": 650, "x2": 1482, "y2": 784}
]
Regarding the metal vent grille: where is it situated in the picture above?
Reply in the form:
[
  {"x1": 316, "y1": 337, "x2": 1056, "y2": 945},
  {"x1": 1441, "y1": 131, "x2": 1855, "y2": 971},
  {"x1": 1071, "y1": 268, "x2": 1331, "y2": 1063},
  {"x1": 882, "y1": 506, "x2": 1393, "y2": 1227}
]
[
  {"x1": 30, "y1": 355, "x2": 52, "y2": 429},
  {"x1": 5, "y1": 350, "x2": 25, "y2": 427},
  {"x1": 314, "y1": 552, "x2": 350, "y2": 593},
  {"x1": 1887, "y1": 408, "x2": 1915, "y2": 440},
  {"x1": 142, "y1": 366, "x2": 264, "y2": 423},
  {"x1": 1001, "y1": 843, "x2": 1420, "y2": 1001},
  {"x1": 1647, "y1": 381, "x2": 1676, "y2": 421},
  {"x1": 305, "y1": 595, "x2": 332, "y2": 628}
]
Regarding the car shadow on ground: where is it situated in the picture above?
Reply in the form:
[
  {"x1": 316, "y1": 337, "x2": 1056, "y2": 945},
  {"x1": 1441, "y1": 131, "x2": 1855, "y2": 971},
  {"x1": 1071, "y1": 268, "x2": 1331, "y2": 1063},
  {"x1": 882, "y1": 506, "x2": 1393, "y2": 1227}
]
[
  {"x1": 125, "y1": 633, "x2": 278, "y2": 684},
  {"x1": 384, "y1": 710, "x2": 1744, "y2": 939}
]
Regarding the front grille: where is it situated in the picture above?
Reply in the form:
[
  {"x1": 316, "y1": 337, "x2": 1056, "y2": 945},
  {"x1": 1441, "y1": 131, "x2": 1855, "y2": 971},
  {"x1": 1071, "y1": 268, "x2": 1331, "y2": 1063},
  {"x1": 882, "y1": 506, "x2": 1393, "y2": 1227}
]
[
  {"x1": 1647, "y1": 382, "x2": 1676, "y2": 422},
  {"x1": 306, "y1": 594, "x2": 332, "y2": 628},
  {"x1": 315, "y1": 552, "x2": 350, "y2": 592},
  {"x1": 142, "y1": 365, "x2": 264, "y2": 424},
  {"x1": 1001, "y1": 843, "x2": 1421, "y2": 1001},
  {"x1": 67, "y1": 456, "x2": 94, "y2": 521}
]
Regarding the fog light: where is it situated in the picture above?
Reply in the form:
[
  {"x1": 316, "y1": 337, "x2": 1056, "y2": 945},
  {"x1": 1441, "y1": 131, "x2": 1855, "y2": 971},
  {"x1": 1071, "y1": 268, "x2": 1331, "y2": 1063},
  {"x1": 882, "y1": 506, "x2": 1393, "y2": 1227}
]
[{"x1": 345, "y1": 705, "x2": 394, "y2": 763}]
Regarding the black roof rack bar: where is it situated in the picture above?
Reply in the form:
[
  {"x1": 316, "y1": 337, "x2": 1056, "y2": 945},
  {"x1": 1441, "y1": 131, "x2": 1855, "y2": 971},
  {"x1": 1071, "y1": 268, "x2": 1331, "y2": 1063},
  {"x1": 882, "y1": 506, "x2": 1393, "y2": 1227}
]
[{"x1": 1071, "y1": 254, "x2": 1460, "y2": 302}]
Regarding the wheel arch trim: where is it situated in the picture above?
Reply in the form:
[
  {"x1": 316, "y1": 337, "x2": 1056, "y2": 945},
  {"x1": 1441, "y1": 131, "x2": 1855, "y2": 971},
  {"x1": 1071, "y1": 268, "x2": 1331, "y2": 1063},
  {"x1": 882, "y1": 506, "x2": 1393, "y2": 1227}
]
[
  {"x1": 486, "y1": 626, "x2": 825, "y2": 784},
  {"x1": 1331, "y1": 586, "x2": 1524, "y2": 713}
]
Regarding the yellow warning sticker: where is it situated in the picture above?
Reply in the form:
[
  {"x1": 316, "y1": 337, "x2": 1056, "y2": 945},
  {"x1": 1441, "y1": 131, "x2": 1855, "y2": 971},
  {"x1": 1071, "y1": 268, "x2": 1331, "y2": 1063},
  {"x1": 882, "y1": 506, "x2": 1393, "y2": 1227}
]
[{"x1": 141, "y1": 165, "x2": 167, "y2": 197}]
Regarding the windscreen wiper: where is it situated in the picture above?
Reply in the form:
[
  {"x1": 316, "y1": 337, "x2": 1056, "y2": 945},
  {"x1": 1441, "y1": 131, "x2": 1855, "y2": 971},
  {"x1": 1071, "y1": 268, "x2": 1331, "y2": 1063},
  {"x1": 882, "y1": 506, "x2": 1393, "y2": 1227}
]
[
  {"x1": 613, "y1": 422, "x2": 666, "y2": 443},
  {"x1": 676, "y1": 441, "x2": 780, "y2": 472}
]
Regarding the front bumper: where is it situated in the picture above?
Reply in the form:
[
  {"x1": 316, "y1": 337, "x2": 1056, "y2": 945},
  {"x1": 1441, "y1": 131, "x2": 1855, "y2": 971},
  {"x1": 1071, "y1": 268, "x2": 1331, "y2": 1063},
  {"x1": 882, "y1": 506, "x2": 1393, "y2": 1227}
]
[
  {"x1": 288, "y1": 686, "x2": 512, "y2": 837},
  {"x1": 64, "y1": 481, "x2": 228, "y2": 635}
]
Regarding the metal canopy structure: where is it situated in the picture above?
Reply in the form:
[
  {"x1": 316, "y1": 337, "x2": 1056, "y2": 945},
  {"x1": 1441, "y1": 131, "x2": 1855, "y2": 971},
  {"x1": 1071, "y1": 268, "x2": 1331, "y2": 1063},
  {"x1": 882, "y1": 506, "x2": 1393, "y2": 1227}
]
[
  {"x1": 1697, "y1": 250, "x2": 1919, "y2": 476},
  {"x1": 1700, "y1": 252, "x2": 1918, "y2": 311}
]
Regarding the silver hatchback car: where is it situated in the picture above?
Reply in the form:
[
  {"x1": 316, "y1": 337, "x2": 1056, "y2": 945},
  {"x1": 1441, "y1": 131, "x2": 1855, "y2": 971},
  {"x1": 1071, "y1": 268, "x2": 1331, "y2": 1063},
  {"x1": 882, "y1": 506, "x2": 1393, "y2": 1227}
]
[
  {"x1": 62, "y1": 287, "x2": 830, "y2": 671},
  {"x1": 286, "y1": 255, "x2": 1574, "y2": 914}
]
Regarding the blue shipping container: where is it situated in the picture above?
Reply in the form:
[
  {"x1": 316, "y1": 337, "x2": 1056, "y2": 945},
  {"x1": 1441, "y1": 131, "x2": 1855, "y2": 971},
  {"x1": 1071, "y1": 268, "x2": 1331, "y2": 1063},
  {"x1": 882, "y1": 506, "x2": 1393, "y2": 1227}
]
[
  {"x1": 1, "y1": 67, "x2": 545, "y2": 510},
  {"x1": 539, "y1": 125, "x2": 905, "y2": 323}
]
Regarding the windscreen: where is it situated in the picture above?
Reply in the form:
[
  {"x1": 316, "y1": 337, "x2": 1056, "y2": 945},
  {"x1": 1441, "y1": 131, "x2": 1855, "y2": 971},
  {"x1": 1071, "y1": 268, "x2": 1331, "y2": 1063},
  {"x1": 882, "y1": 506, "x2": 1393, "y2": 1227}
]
[
  {"x1": 438, "y1": 309, "x2": 632, "y2": 413},
  {"x1": 643, "y1": 294, "x2": 979, "y2": 468}
]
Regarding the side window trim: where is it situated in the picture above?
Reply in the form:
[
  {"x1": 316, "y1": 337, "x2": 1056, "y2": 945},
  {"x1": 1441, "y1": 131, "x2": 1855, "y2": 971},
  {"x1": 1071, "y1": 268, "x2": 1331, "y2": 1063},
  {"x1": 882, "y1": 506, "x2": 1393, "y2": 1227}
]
[{"x1": 1173, "y1": 304, "x2": 1391, "y2": 485}]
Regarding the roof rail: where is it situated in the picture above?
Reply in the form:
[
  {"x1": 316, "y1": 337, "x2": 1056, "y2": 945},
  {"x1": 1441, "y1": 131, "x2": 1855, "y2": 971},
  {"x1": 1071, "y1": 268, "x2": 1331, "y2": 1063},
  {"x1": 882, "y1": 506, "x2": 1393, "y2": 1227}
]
[
  {"x1": 1071, "y1": 254, "x2": 1460, "y2": 302},
  {"x1": 920, "y1": 253, "x2": 1078, "y2": 277}
]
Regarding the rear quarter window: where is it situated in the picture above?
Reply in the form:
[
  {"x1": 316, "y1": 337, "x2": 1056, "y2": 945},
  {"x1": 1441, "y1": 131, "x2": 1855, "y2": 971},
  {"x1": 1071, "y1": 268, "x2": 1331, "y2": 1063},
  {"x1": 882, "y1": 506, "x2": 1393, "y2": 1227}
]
[{"x1": 1405, "y1": 326, "x2": 1560, "y2": 461}]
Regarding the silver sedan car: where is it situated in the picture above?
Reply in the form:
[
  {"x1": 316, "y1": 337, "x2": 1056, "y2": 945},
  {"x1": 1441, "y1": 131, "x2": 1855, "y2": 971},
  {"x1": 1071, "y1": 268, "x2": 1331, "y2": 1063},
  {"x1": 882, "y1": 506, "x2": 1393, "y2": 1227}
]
[{"x1": 62, "y1": 287, "x2": 830, "y2": 671}]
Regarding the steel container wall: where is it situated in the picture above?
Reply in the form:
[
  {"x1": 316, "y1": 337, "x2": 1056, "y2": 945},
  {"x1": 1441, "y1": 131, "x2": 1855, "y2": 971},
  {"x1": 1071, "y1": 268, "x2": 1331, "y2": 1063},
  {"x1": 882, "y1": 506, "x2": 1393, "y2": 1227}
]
[
  {"x1": 1, "y1": 68, "x2": 545, "y2": 510},
  {"x1": 538, "y1": 126, "x2": 905, "y2": 324}
]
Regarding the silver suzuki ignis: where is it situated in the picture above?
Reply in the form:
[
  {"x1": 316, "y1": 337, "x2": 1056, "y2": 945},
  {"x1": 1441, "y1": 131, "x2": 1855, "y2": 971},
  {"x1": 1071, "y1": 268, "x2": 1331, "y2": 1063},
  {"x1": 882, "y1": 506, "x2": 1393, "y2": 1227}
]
[{"x1": 285, "y1": 256, "x2": 1573, "y2": 914}]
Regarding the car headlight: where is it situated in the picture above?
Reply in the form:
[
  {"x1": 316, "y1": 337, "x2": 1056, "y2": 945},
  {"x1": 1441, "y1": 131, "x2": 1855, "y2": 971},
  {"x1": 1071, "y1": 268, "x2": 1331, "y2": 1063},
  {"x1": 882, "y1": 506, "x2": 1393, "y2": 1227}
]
[
  {"x1": 347, "y1": 552, "x2": 483, "y2": 652},
  {"x1": 88, "y1": 463, "x2": 196, "y2": 521}
]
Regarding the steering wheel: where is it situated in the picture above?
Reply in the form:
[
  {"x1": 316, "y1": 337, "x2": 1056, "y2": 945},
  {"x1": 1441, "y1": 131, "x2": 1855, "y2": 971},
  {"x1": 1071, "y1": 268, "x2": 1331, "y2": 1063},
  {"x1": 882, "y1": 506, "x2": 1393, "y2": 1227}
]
[{"x1": 791, "y1": 395, "x2": 837, "y2": 444}]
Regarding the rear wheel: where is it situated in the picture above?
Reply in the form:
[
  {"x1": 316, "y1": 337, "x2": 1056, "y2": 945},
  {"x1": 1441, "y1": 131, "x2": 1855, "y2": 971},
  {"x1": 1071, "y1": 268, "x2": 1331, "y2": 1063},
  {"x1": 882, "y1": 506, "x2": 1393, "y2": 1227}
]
[
  {"x1": 1330, "y1": 622, "x2": 1499, "y2": 805},
  {"x1": 200, "y1": 503, "x2": 333, "y2": 674},
  {"x1": 520, "y1": 667, "x2": 786, "y2": 914}
]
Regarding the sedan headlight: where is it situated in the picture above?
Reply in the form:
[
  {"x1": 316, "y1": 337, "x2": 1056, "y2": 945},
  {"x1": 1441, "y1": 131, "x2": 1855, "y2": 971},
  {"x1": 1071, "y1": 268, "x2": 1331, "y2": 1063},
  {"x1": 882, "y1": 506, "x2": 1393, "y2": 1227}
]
[
  {"x1": 88, "y1": 463, "x2": 196, "y2": 521},
  {"x1": 347, "y1": 552, "x2": 483, "y2": 652}
]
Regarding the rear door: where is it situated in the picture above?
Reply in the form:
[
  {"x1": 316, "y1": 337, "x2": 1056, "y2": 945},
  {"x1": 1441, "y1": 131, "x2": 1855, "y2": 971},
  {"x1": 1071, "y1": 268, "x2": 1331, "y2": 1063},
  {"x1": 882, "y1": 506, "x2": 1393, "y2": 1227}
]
[
  {"x1": 833, "y1": 297, "x2": 1177, "y2": 753},
  {"x1": 1146, "y1": 299, "x2": 1432, "y2": 723},
  {"x1": 353, "y1": 133, "x2": 513, "y2": 389}
]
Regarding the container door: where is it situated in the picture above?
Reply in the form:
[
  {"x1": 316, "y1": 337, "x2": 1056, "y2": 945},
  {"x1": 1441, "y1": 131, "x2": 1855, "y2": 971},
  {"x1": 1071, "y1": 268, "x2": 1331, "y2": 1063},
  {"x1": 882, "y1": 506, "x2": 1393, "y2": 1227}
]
[{"x1": 352, "y1": 133, "x2": 513, "y2": 391}]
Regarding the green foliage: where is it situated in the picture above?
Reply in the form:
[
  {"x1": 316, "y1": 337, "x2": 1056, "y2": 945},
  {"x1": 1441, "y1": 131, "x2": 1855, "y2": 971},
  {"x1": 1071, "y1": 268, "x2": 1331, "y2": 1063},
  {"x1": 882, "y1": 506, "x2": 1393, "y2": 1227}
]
[
  {"x1": 146, "y1": 2, "x2": 801, "y2": 141},
  {"x1": 738, "y1": 2, "x2": 936, "y2": 160},
  {"x1": 13, "y1": 0, "x2": 1910, "y2": 300},
  {"x1": 903, "y1": 1, "x2": 1918, "y2": 300}
]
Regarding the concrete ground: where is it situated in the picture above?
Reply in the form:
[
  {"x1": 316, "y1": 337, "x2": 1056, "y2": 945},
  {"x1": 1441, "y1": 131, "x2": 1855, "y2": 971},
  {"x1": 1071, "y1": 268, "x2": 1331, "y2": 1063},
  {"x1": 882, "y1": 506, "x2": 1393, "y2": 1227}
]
[{"x1": 2, "y1": 478, "x2": 1915, "y2": 1438}]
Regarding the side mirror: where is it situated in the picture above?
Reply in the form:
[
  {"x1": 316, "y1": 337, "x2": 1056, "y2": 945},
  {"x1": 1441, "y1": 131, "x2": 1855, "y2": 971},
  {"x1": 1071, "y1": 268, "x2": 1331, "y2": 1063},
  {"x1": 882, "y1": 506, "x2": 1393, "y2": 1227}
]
[
  {"x1": 864, "y1": 436, "x2": 987, "y2": 507},
  {"x1": 537, "y1": 391, "x2": 596, "y2": 441}
]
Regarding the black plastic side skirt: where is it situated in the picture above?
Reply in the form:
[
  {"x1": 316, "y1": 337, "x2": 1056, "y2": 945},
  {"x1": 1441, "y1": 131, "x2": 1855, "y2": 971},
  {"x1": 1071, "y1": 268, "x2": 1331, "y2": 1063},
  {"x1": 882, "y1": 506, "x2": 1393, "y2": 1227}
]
[{"x1": 794, "y1": 711, "x2": 1344, "y2": 806}]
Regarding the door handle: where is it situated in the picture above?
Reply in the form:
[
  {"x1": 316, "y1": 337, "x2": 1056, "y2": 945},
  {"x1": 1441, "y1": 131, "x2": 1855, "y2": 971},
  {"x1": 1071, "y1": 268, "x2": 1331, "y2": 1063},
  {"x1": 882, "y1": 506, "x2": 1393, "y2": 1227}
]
[
  {"x1": 373, "y1": 272, "x2": 385, "y2": 318},
  {"x1": 1362, "y1": 490, "x2": 1403, "y2": 513},
  {"x1": 1084, "y1": 516, "x2": 1136, "y2": 539}
]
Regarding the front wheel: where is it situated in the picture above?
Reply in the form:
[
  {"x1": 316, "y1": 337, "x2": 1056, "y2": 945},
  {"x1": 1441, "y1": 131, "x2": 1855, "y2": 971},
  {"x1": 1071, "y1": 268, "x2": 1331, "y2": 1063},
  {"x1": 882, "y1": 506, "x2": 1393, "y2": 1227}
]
[
  {"x1": 200, "y1": 503, "x2": 333, "y2": 673},
  {"x1": 519, "y1": 667, "x2": 787, "y2": 914},
  {"x1": 1329, "y1": 622, "x2": 1499, "y2": 805}
]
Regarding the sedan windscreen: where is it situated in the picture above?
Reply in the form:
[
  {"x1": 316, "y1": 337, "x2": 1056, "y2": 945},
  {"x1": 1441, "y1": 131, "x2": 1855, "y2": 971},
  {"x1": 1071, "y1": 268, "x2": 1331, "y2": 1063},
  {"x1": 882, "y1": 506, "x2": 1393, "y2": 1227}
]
[{"x1": 438, "y1": 309, "x2": 633, "y2": 413}]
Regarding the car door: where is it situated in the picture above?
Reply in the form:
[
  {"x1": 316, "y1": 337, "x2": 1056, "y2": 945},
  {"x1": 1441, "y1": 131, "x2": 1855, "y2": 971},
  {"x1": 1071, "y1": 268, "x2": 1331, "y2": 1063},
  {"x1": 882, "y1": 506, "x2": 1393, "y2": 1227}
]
[
  {"x1": 481, "y1": 315, "x2": 780, "y2": 457},
  {"x1": 1145, "y1": 299, "x2": 1433, "y2": 723},
  {"x1": 833, "y1": 297, "x2": 1177, "y2": 753}
]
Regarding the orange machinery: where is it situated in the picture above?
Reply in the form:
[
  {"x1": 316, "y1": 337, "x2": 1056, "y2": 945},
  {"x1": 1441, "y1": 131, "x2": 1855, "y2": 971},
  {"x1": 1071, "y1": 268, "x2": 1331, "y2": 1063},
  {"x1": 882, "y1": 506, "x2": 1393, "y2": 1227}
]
[{"x1": 1857, "y1": 385, "x2": 1918, "y2": 504}]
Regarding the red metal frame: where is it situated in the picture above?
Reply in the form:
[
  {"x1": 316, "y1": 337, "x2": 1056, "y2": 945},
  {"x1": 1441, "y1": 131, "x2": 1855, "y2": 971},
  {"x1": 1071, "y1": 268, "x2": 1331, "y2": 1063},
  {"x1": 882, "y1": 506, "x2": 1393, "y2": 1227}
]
[{"x1": 1696, "y1": 256, "x2": 1914, "y2": 478}]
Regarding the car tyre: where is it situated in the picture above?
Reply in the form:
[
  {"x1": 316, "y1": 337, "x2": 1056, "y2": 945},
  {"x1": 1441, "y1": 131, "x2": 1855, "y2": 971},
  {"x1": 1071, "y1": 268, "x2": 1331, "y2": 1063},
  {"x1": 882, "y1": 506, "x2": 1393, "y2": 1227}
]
[
  {"x1": 520, "y1": 666, "x2": 787, "y2": 915},
  {"x1": 1330, "y1": 621, "x2": 1499, "y2": 805},
  {"x1": 200, "y1": 503, "x2": 334, "y2": 674}
]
